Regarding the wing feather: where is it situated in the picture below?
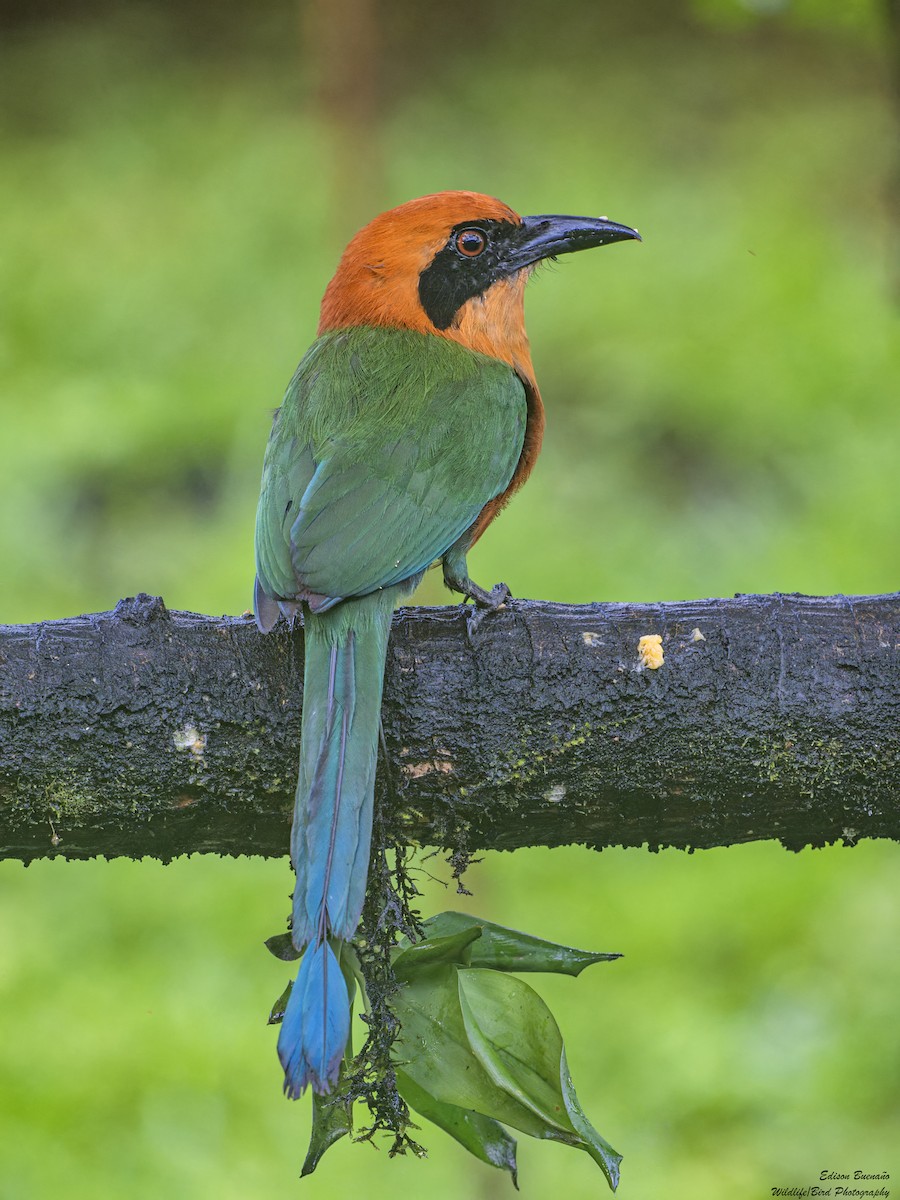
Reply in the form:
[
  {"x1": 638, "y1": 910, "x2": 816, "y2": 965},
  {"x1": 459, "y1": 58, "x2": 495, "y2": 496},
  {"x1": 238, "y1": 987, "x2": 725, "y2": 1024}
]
[{"x1": 254, "y1": 326, "x2": 526, "y2": 607}]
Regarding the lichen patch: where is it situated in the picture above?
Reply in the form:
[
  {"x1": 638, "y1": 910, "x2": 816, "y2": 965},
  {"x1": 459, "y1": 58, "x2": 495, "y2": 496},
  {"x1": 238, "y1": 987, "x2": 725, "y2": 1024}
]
[{"x1": 173, "y1": 723, "x2": 207, "y2": 762}]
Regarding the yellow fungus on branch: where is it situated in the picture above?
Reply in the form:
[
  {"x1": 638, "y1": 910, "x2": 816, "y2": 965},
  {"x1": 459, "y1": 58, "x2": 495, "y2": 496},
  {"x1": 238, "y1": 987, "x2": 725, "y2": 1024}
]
[{"x1": 637, "y1": 634, "x2": 664, "y2": 670}]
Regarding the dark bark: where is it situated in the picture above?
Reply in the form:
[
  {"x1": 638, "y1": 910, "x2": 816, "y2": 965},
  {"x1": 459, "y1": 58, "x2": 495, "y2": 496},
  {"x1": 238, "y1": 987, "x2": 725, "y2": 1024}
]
[{"x1": 1, "y1": 591, "x2": 898, "y2": 864}]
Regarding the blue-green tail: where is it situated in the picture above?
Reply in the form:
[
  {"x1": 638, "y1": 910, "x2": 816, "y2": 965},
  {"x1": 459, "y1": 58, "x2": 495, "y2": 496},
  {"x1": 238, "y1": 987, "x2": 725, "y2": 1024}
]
[{"x1": 277, "y1": 590, "x2": 396, "y2": 1097}]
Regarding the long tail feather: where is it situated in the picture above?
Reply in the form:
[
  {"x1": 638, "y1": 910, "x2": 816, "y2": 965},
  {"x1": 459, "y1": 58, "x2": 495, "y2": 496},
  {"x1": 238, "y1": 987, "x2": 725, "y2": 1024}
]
[
  {"x1": 279, "y1": 589, "x2": 397, "y2": 1097},
  {"x1": 277, "y1": 940, "x2": 350, "y2": 1097}
]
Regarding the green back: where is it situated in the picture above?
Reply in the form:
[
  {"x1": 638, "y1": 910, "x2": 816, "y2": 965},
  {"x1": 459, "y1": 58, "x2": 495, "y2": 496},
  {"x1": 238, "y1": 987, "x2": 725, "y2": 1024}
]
[{"x1": 254, "y1": 326, "x2": 527, "y2": 607}]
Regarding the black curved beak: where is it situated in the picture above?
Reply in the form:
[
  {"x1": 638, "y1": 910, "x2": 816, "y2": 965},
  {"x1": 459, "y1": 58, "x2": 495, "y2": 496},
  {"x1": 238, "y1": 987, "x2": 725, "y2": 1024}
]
[{"x1": 505, "y1": 213, "x2": 641, "y2": 271}]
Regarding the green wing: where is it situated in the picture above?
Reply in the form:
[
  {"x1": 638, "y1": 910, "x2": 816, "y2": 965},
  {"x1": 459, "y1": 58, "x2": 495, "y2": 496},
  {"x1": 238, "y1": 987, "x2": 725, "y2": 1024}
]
[{"x1": 254, "y1": 326, "x2": 526, "y2": 614}]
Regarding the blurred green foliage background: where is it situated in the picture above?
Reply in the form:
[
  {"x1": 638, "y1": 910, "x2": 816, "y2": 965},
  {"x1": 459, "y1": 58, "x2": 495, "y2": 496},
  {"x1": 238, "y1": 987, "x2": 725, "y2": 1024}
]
[{"x1": 1, "y1": 2, "x2": 898, "y2": 1197}]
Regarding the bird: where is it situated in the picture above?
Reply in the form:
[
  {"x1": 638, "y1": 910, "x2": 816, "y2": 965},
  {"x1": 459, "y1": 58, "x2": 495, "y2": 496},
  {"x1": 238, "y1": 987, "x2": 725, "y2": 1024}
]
[{"x1": 253, "y1": 191, "x2": 640, "y2": 1099}]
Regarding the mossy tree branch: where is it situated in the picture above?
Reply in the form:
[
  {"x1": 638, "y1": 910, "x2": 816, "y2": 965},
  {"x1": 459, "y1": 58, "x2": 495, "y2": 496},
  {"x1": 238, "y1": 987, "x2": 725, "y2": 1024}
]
[{"x1": 1, "y1": 591, "x2": 898, "y2": 863}]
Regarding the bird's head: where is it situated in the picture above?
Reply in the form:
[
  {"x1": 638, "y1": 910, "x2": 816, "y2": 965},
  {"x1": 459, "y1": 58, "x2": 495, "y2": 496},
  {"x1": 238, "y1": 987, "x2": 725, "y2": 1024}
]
[{"x1": 318, "y1": 191, "x2": 639, "y2": 371}]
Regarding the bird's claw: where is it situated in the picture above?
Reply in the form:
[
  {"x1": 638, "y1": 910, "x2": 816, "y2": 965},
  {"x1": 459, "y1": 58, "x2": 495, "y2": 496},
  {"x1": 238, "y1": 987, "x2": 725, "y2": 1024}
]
[
  {"x1": 464, "y1": 581, "x2": 511, "y2": 642},
  {"x1": 488, "y1": 581, "x2": 511, "y2": 606}
]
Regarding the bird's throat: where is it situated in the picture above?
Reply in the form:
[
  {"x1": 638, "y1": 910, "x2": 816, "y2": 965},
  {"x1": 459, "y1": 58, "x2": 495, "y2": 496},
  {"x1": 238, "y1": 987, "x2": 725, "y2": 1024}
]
[{"x1": 442, "y1": 272, "x2": 535, "y2": 380}]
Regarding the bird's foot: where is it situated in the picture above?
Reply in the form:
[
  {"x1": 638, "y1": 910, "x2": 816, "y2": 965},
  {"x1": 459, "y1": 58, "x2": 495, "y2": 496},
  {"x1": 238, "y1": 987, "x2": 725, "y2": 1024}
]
[
  {"x1": 442, "y1": 552, "x2": 511, "y2": 639},
  {"x1": 463, "y1": 581, "x2": 511, "y2": 641}
]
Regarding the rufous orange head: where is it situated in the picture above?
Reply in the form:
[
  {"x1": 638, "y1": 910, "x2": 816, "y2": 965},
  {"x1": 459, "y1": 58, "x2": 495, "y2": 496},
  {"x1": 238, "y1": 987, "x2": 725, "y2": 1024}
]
[{"x1": 318, "y1": 191, "x2": 639, "y2": 378}]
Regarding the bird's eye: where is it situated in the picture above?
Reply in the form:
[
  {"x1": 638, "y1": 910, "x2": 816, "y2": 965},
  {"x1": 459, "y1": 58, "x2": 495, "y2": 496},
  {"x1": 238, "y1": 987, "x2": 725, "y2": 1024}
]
[{"x1": 456, "y1": 228, "x2": 487, "y2": 257}]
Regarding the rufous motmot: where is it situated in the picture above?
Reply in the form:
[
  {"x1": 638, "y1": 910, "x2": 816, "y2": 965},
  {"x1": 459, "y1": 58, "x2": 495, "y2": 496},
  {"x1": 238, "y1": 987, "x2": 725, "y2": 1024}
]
[{"x1": 253, "y1": 191, "x2": 639, "y2": 1098}]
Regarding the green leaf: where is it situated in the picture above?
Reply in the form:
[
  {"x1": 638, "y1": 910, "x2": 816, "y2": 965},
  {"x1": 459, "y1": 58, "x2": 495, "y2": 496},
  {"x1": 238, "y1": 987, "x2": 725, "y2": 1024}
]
[
  {"x1": 396, "y1": 1068, "x2": 518, "y2": 1187},
  {"x1": 267, "y1": 979, "x2": 292, "y2": 1025},
  {"x1": 336, "y1": 942, "x2": 358, "y2": 1010},
  {"x1": 560, "y1": 1048, "x2": 622, "y2": 1191},
  {"x1": 264, "y1": 932, "x2": 301, "y2": 961},
  {"x1": 419, "y1": 912, "x2": 620, "y2": 976},
  {"x1": 301, "y1": 1084, "x2": 353, "y2": 1177},
  {"x1": 391, "y1": 963, "x2": 560, "y2": 1141},
  {"x1": 392, "y1": 924, "x2": 483, "y2": 978},
  {"x1": 458, "y1": 969, "x2": 621, "y2": 1191},
  {"x1": 458, "y1": 969, "x2": 572, "y2": 1133}
]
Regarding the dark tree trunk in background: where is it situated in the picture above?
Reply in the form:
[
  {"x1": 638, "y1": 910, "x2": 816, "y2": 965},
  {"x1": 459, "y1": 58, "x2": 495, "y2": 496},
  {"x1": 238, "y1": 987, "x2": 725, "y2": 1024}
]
[
  {"x1": 886, "y1": 0, "x2": 900, "y2": 298},
  {"x1": 303, "y1": 0, "x2": 385, "y2": 243}
]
